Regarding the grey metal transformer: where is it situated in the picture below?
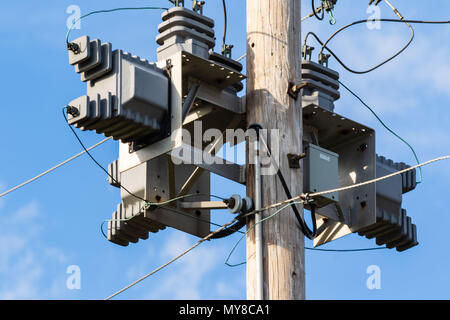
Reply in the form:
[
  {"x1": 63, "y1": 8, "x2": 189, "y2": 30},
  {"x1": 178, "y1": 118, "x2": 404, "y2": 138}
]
[
  {"x1": 66, "y1": 6, "x2": 246, "y2": 246},
  {"x1": 65, "y1": 4, "x2": 418, "y2": 251},
  {"x1": 301, "y1": 57, "x2": 418, "y2": 251}
]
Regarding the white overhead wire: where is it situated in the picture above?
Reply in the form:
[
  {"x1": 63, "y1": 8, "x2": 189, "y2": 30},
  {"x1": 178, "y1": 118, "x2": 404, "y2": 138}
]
[
  {"x1": 236, "y1": 53, "x2": 247, "y2": 62},
  {"x1": 0, "y1": 137, "x2": 112, "y2": 199},
  {"x1": 254, "y1": 155, "x2": 450, "y2": 214},
  {"x1": 104, "y1": 217, "x2": 238, "y2": 300},
  {"x1": 1, "y1": 0, "x2": 444, "y2": 301},
  {"x1": 105, "y1": 154, "x2": 450, "y2": 298}
]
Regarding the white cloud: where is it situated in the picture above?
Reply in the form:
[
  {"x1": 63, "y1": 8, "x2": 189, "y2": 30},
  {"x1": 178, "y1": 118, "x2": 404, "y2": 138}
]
[
  {"x1": 0, "y1": 201, "x2": 71, "y2": 300},
  {"x1": 0, "y1": 234, "x2": 27, "y2": 273},
  {"x1": 10, "y1": 201, "x2": 40, "y2": 223},
  {"x1": 0, "y1": 252, "x2": 42, "y2": 300},
  {"x1": 216, "y1": 281, "x2": 240, "y2": 298},
  {"x1": 43, "y1": 247, "x2": 69, "y2": 265},
  {"x1": 123, "y1": 230, "x2": 242, "y2": 300},
  {"x1": 153, "y1": 232, "x2": 224, "y2": 299}
]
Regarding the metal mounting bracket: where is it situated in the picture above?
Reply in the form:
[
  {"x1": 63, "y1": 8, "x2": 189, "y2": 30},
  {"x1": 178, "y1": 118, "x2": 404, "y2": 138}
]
[
  {"x1": 179, "y1": 201, "x2": 228, "y2": 210},
  {"x1": 287, "y1": 153, "x2": 307, "y2": 168}
]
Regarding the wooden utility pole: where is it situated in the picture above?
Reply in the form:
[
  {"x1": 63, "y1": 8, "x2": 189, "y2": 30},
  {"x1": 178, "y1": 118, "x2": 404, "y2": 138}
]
[{"x1": 246, "y1": 1, "x2": 305, "y2": 299}]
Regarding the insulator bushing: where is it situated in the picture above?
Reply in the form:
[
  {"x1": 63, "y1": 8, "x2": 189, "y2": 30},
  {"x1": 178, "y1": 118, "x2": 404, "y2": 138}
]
[
  {"x1": 228, "y1": 194, "x2": 254, "y2": 214},
  {"x1": 353, "y1": 155, "x2": 418, "y2": 252},
  {"x1": 156, "y1": 7, "x2": 215, "y2": 61},
  {"x1": 377, "y1": 155, "x2": 417, "y2": 194},
  {"x1": 108, "y1": 202, "x2": 166, "y2": 247},
  {"x1": 301, "y1": 60, "x2": 340, "y2": 112},
  {"x1": 108, "y1": 160, "x2": 120, "y2": 188}
]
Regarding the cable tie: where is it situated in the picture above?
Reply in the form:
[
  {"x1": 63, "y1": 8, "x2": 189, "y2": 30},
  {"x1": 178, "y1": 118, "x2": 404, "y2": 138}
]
[{"x1": 67, "y1": 42, "x2": 79, "y2": 53}]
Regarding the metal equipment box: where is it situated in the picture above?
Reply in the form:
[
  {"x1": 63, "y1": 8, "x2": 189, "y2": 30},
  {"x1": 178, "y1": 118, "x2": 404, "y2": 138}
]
[
  {"x1": 67, "y1": 39, "x2": 170, "y2": 144},
  {"x1": 303, "y1": 143, "x2": 339, "y2": 207}
]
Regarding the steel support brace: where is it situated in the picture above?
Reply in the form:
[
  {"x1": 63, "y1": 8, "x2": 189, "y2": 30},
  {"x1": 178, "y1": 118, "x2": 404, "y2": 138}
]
[
  {"x1": 179, "y1": 201, "x2": 228, "y2": 210},
  {"x1": 170, "y1": 144, "x2": 246, "y2": 184}
]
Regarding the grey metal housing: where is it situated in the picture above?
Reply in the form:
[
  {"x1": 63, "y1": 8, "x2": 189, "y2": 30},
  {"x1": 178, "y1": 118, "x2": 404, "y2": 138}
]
[
  {"x1": 303, "y1": 143, "x2": 339, "y2": 207},
  {"x1": 357, "y1": 155, "x2": 418, "y2": 252},
  {"x1": 67, "y1": 38, "x2": 170, "y2": 143},
  {"x1": 107, "y1": 155, "x2": 211, "y2": 246},
  {"x1": 302, "y1": 60, "x2": 419, "y2": 252}
]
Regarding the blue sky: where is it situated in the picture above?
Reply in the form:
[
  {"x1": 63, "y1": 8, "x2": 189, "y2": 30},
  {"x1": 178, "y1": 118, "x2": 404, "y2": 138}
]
[{"x1": 0, "y1": 0, "x2": 449, "y2": 300}]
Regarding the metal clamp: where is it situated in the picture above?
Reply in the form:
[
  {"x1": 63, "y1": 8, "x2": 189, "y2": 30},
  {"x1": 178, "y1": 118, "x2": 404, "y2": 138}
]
[
  {"x1": 169, "y1": 0, "x2": 185, "y2": 7},
  {"x1": 222, "y1": 44, "x2": 234, "y2": 58},
  {"x1": 192, "y1": 0, "x2": 205, "y2": 14},
  {"x1": 287, "y1": 153, "x2": 306, "y2": 168},
  {"x1": 288, "y1": 82, "x2": 308, "y2": 100},
  {"x1": 318, "y1": 53, "x2": 331, "y2": 67},
  {"x1": 67, "y1": 42, "x2": 80, "y2": 53},
  {"x1": 302, "y1": 45, "x2": 314, "y2": 61}
]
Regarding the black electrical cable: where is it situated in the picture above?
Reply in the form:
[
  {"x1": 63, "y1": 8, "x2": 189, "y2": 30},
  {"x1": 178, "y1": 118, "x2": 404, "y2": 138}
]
[
  {"x1": 62, "y1": 107, "x2": 147, "y2": 203},
  {"x1": 318, "y1": 18, "x2": 414, "y2": 74},
  {"x1": 305, "y1": 29, "x2": 410, "y2": 75},
  {"x1": 100, "y1": 205, "x2": 246, "y2": 241},
  {"x1": 64, "y1": 107, "x2": 244, "y2": 241},
  {"x1": 274, "y1": 165, "x2": 316, "y2": 240},
  {"x1": 306, "y1": 19, "x2": 450, "y2": 75},
  {"x1": 227, "y1": 245, "x2": 390, "y2": 267},
  {"x1": 320, "y1": 18, "x2": 450, "y2": 56},
  {"x1": 210, "y1": 212, "x2": 247, "y2": 240},
  {"x1": 305, "y1": 246, "x2": 388, "y2": 252},
  {"x1": 310, "y1": 203, "x2": 317, "y2": 237},
  {"x1": 249, "y1": 124, "x2": 316, "y2": 240},
  {"x1": 66, "y1": 6, "x2": 168, "y2": 48},
  {"x1": 158, "y1": 205, "x2": 245, "y2": 236},
  {"x1": 305, "y1": 25, "x2": 411, "y2": 75},
  {"x1": 221, "y1": 0, "x2": 227, "y2": 54},
  {"x1": 160, "y1": 205, "x2": 247, "y2": 239},
  {"x1": 63, "y1": 107, "x2": 228, "y2": 206},
  {"x1": 312, "y1": 0, "x2": 324, "y2": 21}
]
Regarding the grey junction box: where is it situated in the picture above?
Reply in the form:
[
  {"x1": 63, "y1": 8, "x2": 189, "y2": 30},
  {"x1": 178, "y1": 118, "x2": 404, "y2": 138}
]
[{"x1": 303, "y1": 143, "x2": 339, "y2": 207}]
